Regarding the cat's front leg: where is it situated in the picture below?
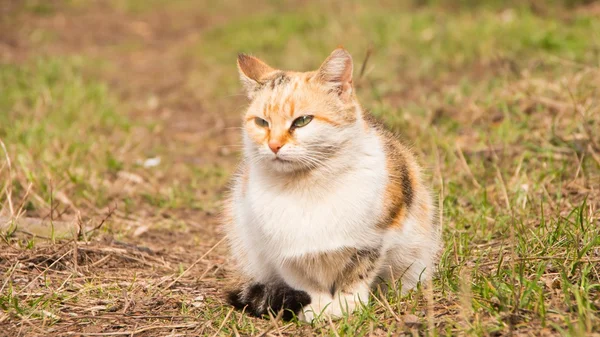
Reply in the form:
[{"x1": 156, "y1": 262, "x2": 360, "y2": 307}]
[
  {"x1": 285, "y1": 247, "x2": 382, "y2": 322},
  {"x1": 299, "y1": 282, "x2": 370, "y2": 322}
]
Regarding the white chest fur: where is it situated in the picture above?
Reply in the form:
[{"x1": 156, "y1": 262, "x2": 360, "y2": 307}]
[{"x1": 239, "y1": 132, "x2": 388, "y2": 261}]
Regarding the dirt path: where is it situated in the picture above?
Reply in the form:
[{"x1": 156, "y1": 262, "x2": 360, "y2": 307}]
[{"x1": 1, "y1": 2, "x2": 253, "y2": 335}]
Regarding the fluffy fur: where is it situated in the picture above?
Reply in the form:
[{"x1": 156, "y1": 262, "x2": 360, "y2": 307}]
[{"x1": 223, "y1": 48, "x2": 441, "y2": 322}]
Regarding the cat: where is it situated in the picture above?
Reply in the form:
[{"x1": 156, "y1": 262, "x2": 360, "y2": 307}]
[{"x1": 223, "y1": 48, "x2": 441, "y2": 322}]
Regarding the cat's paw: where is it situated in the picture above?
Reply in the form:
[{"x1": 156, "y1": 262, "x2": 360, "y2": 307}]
[
  {"x1": 299, "y1": 292, "x2": 364, "y2": 323},
  {"x1": 227, "y1": 282, "x2": 311, "y2": 320}
]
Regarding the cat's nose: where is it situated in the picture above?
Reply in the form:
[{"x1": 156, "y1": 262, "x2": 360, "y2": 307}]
[{"x1": 268, "y1": 141, "x2": 283, "y2": 154}]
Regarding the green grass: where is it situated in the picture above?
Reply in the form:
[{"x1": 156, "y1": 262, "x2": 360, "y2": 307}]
[
  {"x1": 0, "y1": 58, "x2": 130, "y2": 216},
  {"x1": 1, "y1": 0, "x2": 599, "y2": 336},
  {"x1": 192, "y1": 2, "x2": 599, "y2": 97}
]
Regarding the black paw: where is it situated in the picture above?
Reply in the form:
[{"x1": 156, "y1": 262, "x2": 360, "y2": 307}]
[{"x1": 227, "y1": 282, "x2": 311, "y2": 320}]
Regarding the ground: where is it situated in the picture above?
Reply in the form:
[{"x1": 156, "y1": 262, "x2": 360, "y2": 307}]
[{"x1": 1, "y1": 0, "x2": 599, "y2": 336}]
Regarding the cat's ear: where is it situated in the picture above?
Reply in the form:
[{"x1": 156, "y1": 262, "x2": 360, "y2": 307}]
[
  {"x1": 317, "y1": 48, "x2": 354, "y2": 101},
  {"x1": 237, "y1": 54, "x2": 276, "y2": 98}
]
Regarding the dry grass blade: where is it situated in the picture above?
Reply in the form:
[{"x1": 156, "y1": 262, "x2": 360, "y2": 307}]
[
  {"x1": 16, "y1": 248, "x2": 73, "y2": 295},
  {"x1": 328, "y1": 314, "x2": 341, "y2": 337},
  {"x1": 479, "y1": 256, "x2": 600, "y2": 267},
  {"x1": 84, "y1": 204, "x2": 117, "y2": 238},
  {"x1": 266, "y1": 308, "x2": 284, "y2": 337},
  {"x1": 455, "y1": 144, "x2": 482, "y2": 189},
  {"x1": 370, "y1": 288, "x2": 402, "y2": 323},
  {"x1": 0, "y1": 261, "x2": 19, "y2": 294},
  {"x1": 0, "y1": 138, "x2": 15, "y2": 217},
  {"x1": 358, "y1": 45, "x2": 374, "y2": 81},
  {"x1": 211, "y1": 307, "x2": 233, "y2": 337},
  {"x1": 157, "y1": 236, "x2": 225, "y2": 294},
  {"x1": 426, "y1": 278, "x2": 435, "y2": 334},
  {"x1": 66, "y1": 323, "x2": 199, "y2": 336}
]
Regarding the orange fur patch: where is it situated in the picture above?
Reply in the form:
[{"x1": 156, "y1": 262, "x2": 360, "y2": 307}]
[
  {"x1": 365, "y1": 117, "x2": 417, "y2": 230},
  {"x1": 270, "y1": 129, "x2": 292, "y2": 146},
  {"x1": 313, "y1": 115, "x2": 341, "y2": 126},
  {"x1": 289, "y1": 99, "x2": 295, "y2": 117}
]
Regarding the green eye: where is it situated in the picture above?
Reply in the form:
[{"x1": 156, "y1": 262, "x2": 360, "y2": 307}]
[
  {"x1": 254, "y1": 117, "x2": 269, "y2": 127},
  {"x1": 292, "y1": 115, "x2": 313, "y2": 128}
]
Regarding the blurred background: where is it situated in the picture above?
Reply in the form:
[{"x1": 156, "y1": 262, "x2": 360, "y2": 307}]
[{"x1": 1, "y1": 0, "x2": 599, "y2": 335}]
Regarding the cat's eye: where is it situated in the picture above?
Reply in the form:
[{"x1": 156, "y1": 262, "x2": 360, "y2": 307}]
[
  {"x1": 254, "y1": 117, "x2": 269, "y2": 128},
  {"x1": 292, "y1": 115, "x2": 313, "y2": 128}
]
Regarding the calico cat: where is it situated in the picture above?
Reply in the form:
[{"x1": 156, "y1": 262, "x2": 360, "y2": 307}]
[{"x1": 223, "y1": 48, "x2": 441, "y2": 322}]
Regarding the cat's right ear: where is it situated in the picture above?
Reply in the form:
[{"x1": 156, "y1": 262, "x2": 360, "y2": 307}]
[
  {"x1": 237, "y1": 54, "x2": 276, "y2": 98},
  {"x1": 317, "y1": 48, "x2": 353, "y2": 101}
]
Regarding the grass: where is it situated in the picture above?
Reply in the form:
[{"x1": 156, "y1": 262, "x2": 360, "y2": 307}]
[
  {"x1": 0, "y1": 58, "x2": 129, "y2": 212},
  {"x1": 1, "y1": 0, "x2": 599, "y2": 336}
]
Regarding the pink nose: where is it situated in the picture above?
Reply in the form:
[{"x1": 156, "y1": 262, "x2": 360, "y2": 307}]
[{"x1": 268, "y1": 141, "x2": 283, "y2": 154}]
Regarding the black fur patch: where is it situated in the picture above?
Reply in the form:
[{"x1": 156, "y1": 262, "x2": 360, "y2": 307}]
[
  {"x1": 227, "y1": 282, "x2": 311, "y2": 320},
  {"x1": 329, "y1": 284, "x2": 337, "y2": 297},
  {"x1": 268, "y1": 72, "x2": 290, "y2": 89},
  {"x1": 379, "y1": 139, "x2": 415, "y2": 229},
  {"x1": 331, "y1": 247, "x2": 381, "y2": 293}
]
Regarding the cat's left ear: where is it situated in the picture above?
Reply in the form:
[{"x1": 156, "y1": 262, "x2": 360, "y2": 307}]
[
  {"x1": 237, "y1": 54, "x2": 276, "y2": 98},
  {"x1": 317, "y1": 48, "x2": 354, "y2": 101}
]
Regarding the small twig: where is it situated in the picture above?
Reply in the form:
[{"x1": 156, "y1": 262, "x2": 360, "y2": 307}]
[
  {"x1": 267, "y1": 307, "x2": 284, "y2": 337},
  {"x1": 66, "y1": 323, "x2": 199, "y2": 336},
  {"x1": 328, "y1": 314, "x2": 341, "y2": 337},
  {"x1": 86, "y1": 254, "x2": 112, "y2": 268},
  {"x1": 588, "y1": 144, "x2": 600, "y2": 168},
  {"x1": 0, "y1": 138, "x2": 15, "y2": 217},
  {"x1": 573, "y1": 152, "x2": 584, "y2": 181},
  {"x1": 77, "y1": 247, "x2": 164, "y2": 269},
  {"x1": 358, "y1": 45, "x2": 373, "y2": 81},
  {"x1": 121, "y1": 289, "x2": 131, "y2": 314},
  {"x1": 72, "y1": 240, "x2": 79, "y2": 274},
  {"x1": 50, "y1": 183, "x2": 55, "y2": 244},
  {"x1": 232, "y1": 325, "x2": 241, "y2": 337},
  {"x1": 76, "y1": 211, "x2": 84, "y2": 241},
  {"x1": 456, "y1": 144, "x2": 482, "y2": 189},
  {"x1": 85, "y1": 204, "x2": 117, "y2": 237},
  {"x1": 14, "y1": 182, "x2": 33, "y2": 219},
  {"x1": 56, "y1": 273, "x2": 75, "y2": 292},
  {"x1": 255, "y1": 322, "x2": 276, "y2": 337},
  {"x1": 211, "y1": 308, "x2": 233, "y2": 337}
]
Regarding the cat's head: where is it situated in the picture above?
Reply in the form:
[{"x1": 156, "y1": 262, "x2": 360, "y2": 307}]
[{"x1": 238, "y1": 48, "x2": 360, "y2": 173}]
